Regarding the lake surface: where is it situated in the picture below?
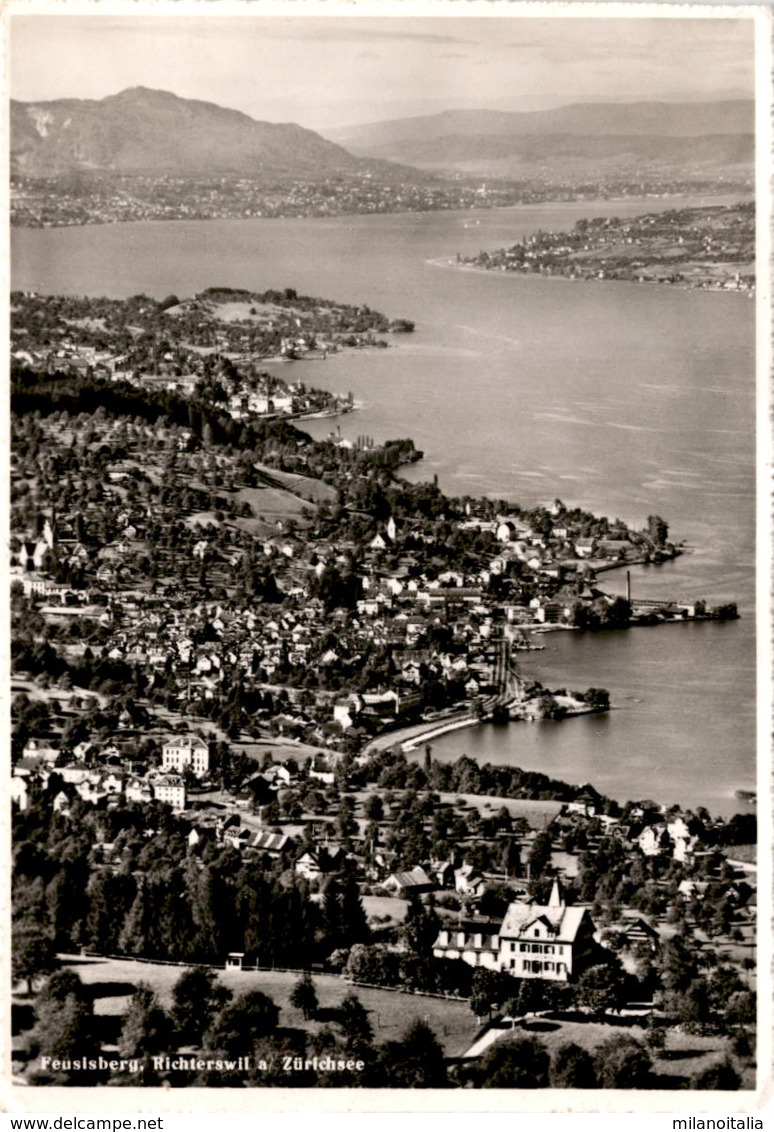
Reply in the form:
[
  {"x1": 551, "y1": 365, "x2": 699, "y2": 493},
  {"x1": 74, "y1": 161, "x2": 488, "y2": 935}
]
[{"x1": 11, "y1": 195, "x2": 756, "y2": 814}]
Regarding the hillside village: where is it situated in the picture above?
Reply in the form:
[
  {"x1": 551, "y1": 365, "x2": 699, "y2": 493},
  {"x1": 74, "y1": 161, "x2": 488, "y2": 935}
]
[
  {"x1": 11, "y1": 291, "x2": 754, "y2": 1090},
  {"x1": 11, "y1": 286, "x2": 415, "y2": 388}
]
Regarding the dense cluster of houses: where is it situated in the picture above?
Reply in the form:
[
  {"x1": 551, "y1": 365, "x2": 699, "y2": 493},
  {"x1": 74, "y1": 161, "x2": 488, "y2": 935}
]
[
  {"x1": 12, "y1": 596, "x2": 753, "y2": 991},
  {"x1": 10, "y1": 330, "x2": 347, "y2": 420},
  {"x1": 13, "y1": 389, "x2": 749, "y2": 996},
  {"x1": 10, "y1": 414, "x2": 689, "y2": 758},
  {"x1": 11, "y1": 288, "x2": 400, "y2": 419},
  {"x1": 10, "y1": 508, "x2": 619, "y2": 741},
  {"x1": 12, "y1": 734, "x2": 214, "y2": 814}
]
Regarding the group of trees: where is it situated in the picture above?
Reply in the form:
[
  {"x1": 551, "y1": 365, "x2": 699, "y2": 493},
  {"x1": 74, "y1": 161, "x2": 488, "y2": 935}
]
[
  {"x1": 12, "y1": 795, "x2": 370, "y2": 977},
  {"x1": 468, "y1": 1030, "x2": 742, "y2": 1090},
  {"x1": 571, "y1": 596, "x2": 633, "y2": 631},
  {"x1": 469, "y1": 1033, "x2": 643, "y2": 1089},
  {"x1": 20, "y1": 961, "x2": 746, "y2": 1090},
  {"x1": 12, "y1": 781, "x2": 754, "y2": 1088},
  {"x1": 358, "y1": 749, "x2": 583, "y2": 805},
  {"x1": 23, "y1": 964, "x2": 450, "y2": 1089}
]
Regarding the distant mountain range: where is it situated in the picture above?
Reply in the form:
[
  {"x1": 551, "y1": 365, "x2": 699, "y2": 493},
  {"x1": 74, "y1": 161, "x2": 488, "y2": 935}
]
[
  {"x1": 10, "y1": 86, "x2": 417, "y2": 181},
  {"x1": 10, "y1": 89, "x2": 754, "y2": 186},
  {"x1": 326, "y1": 101, "x2": 754, "y2": 179}
]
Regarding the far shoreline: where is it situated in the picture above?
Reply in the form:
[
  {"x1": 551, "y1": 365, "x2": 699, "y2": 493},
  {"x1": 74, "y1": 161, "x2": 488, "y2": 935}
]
[
  {"x1": 10, "y1": 188, "x2": 754, "y2": 235},
  {"x1": 427, "y1": 255, "x2": 755, "y2": 296}
]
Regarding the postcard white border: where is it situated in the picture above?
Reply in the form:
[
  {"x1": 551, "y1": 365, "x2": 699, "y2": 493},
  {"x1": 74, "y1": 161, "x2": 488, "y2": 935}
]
[{"x1": 1, "y1": 0, "x2": 771, "y2": 1116}]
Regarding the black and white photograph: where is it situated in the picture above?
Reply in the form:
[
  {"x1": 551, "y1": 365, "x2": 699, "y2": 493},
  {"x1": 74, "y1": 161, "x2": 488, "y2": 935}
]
[{"x1": 5, "y1": 0, "x2": 768, "y2": 1105}]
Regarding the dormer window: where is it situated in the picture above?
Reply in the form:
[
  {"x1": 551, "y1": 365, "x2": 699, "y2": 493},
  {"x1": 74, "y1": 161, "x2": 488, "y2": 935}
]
[{"x1": 534, "y1": 928, "x2": 539, "y2": 937}]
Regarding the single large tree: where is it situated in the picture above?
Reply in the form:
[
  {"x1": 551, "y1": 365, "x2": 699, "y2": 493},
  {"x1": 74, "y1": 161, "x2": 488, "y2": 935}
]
[
  {"x1": 478, "y1": 1036, "x2": 551, "y2": 1088},
  {"x1": 527, "y1": 831, "x2": 553, "y2": 879},
  {"x1": 646, "y1": 515, "x2": 669, "y2": 548},
  {"x1": 549, "y1": 1041, "x2": 598, "y2": 1088},
  {"x1": 119, "y1": 983, "x2": 173, "y2": 1061},
  {"x1": 85, "y1": 870, "x2": 137, "y2": 954},
  {"x1": 289, "y1": 972, "x2": 319, "y2": 1022},
  {"x1": 322, "y1": 875, "x2": 369, "y2": 952},
  {"x1": 594, "y1": 1035, "x2": 653, "y2": 1089},
  {"x1": 205, "y1": 990, "x2": 280, "y2": 1058},
  {"x1": 12, "y1": 918, "x2": 58, "y2": 995},
  {"x1": 469, "y1": 967, "x2": 503, "y2": 1021},
  {"x1": 171, "y1": 967, "x2": 232, "y2": 1046},
  {"x1": 379, "y1": 1019, "x2": 447, "y2": 1088},
  {"x1": 338, "y1": 992, "x2": 374, "y2": 1058}
]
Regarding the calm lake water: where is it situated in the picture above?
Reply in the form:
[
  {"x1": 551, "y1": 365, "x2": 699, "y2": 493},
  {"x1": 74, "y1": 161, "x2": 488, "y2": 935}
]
[{"x1": 11, "y1": 196, "x2": 756, "y2": 814}]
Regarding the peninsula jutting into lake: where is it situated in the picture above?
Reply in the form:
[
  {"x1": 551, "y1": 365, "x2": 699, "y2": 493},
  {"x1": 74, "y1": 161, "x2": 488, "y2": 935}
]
[{"x1": 456, "y1": 201, "x2": 754, "y2": 293}]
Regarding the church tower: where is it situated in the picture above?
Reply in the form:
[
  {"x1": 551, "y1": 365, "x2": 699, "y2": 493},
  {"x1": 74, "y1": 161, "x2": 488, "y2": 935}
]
[{"x1": 547, "y1": 877, "x2": 565, "y2": 908}]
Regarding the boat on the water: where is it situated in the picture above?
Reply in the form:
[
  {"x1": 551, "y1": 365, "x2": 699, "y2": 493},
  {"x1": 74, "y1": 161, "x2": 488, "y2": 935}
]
[{"x1": 734, "y1": 789, "x2": 757, "y2": 804}]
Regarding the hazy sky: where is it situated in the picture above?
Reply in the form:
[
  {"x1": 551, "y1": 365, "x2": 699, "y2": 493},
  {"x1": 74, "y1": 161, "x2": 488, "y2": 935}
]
[{"x1": 9, "y1": 10, "x2": 756, "y2": 132}]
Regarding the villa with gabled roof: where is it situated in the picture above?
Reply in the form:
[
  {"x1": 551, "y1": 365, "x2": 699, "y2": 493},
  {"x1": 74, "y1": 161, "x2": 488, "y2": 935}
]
[
  {"x1": 432, "y1": 879, "x2": 596, "y2": 981},
  {"x1": 498, "y1": 880, "x2": 596, "y2": 981}
]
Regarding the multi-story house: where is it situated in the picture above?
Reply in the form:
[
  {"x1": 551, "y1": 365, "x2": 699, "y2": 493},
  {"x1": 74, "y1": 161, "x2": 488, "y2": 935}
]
[
  {"x1": 153, "y1": 773, "x2": 187, "y2": 812},
  {"x1": 433, "y1": 881, "x2": 596, "y2": 982},
  {"x1": 161, "y1": 735, "x2": 210, "y2": 778}
]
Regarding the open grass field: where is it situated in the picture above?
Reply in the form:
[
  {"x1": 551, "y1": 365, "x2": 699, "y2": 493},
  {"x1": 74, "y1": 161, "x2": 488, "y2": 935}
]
[
  {"x1": 254, "y1": 464, "x2": 337, "y2": 506},
  {"x1": 12, "y1": 678, "x2": 108, "y2": 708},
  {"x1": 198, "y1": 300, "x2": 282, "y2": 324},
  {"x1": 53, "y1": 955, "x2": 477, "y2": 1057},
  {"x1": 362, "y1": 895, "x2": 409, "y2": 927},
  {"x1": 231, "y1": 736, "x2": 329, "y2": 761},
  {"x1": 348, "y1": 787, "x2": 563, "y2": 832},
  {"x1": 234, "y1": 485, "x2": 314, "y2": 520},
  {"x1": 440, "y1": 793, "x2": 564, "y2": 828}
]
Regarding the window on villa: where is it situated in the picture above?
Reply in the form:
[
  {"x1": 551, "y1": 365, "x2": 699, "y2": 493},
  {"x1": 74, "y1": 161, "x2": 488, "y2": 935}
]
[{"x1": 534, "y1": 929, "x2": 539, "y2": 937}]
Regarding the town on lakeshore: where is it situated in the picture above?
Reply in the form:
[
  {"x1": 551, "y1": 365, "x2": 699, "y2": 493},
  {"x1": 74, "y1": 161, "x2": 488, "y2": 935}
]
[
  {"x1": 11, "y1": 284, "x2": 753, "y2": 1092},
  {"x1": 9, "y1": 13, "x2": 760, "y2": 1100},
  {"x1": 457, "y1": 202, "x2": 755, "y2": 293},
  {"x1": 11, "y1": 171, "x2": 751, "y2": 230}
]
